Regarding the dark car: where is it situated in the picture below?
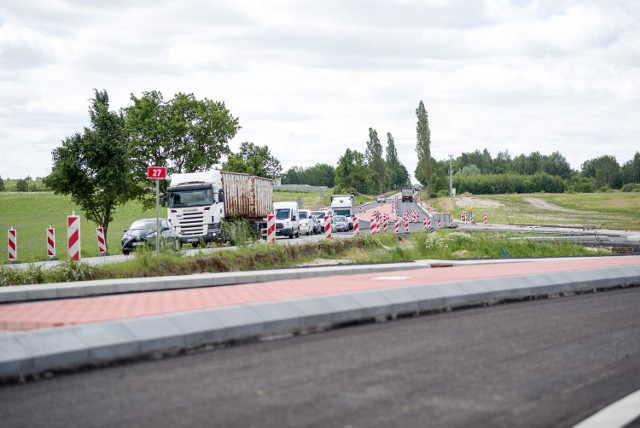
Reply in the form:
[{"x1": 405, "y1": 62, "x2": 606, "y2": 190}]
[{"x1": 121, "y1": 218, "x2": 180, "y2": 255}]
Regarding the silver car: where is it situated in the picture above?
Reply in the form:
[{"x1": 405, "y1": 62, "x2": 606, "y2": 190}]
[{"x1": 331, "y1": 215, "x2": 349, "y2": 232}]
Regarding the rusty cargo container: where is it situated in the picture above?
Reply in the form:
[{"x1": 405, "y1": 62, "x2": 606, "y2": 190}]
[{"x1": 220, "y1": 171, "x2": 273, "y2": 219}]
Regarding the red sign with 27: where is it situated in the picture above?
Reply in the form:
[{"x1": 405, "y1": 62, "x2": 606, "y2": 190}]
[{"x1": 147, "y1": 167, "x2": 167, "y2": 179}]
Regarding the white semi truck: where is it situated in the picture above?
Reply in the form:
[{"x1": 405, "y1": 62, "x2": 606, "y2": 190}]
[
  {"x1": 165, "y1": 170, "x2": 273, "y2": 246},
  {"x1": 330, "y1": 194, "x2": 355, "y2": 230}
]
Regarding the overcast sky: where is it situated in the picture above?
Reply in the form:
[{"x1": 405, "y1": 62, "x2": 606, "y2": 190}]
[{"x1": 1, "y1": 0, "x2": 639, "y2": 181}]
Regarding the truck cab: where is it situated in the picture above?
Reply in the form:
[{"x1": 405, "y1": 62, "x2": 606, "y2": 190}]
[
  {"x1": 401, "y1": 186, "x2": 415, "y2": 203},
  {"x1": 273, "y1": 201, "x2": 300, "y2": 239},
  {"x1": 330, "y1": 195, "x2": 355, "y2": 230}
]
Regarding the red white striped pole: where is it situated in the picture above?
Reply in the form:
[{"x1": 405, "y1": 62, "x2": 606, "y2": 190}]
[
  {"x1": 267, "y1": 213, "x2": 276, "y2": 244},
  {"x1": 461, "y1": 212, "x2": 464, "y2": 223},
  {"x1": 383, "y1": 219, "x2": 388, "y2": 233},
  {"x1": 423, "y1": 217, "x2": 427, "y2": 231},
  {"x1": 8, "y1": 227, "x2": 17, "y2": 263},
  {"x1": 428, "y1": 217, "x2": 432, "y2": 231},
  {"x1": 324, "y1": 215, "x2": 332, "y2": 239},
  {"x1": 67, "y1": 212, "x2": 81, "y2": 262},
  {"x1": 47, "y1": 226, "x2": 56, "y2": 259},
  {"x1": 404, "y1": 217, "x2": 409, "y2": 233},
  {"x1": 483, "y1": 213, "x2": 487, "y2": 225},
  {"x1": 437, "y1": 217, "x2": 441, "y2": 229},
  {"x1": 353, "y1": 217, "x2": 360, "y2": 236},
  {"x1": 471, "y1": 212, "x2": 475, "y2": 223},
  {"x1": 96, "y1": 227, "x2": 107, "y2": 255},
  {"x1": 395, "y1": 220, "x2": 400, "y2": 234}
]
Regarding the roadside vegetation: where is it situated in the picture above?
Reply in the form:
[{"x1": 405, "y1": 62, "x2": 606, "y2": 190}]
[{"x1": 0, "y1": 231, "x2": 609, "y2": 286}]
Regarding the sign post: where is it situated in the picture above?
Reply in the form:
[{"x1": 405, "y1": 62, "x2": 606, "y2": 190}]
[{"x1": 147, "y1": 166, "x2": 167, "y2": 256}]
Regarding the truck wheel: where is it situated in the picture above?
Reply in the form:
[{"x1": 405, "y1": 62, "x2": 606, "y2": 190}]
[{"x1": 192, "y1": 241, "x2": 199, "y2": 248}]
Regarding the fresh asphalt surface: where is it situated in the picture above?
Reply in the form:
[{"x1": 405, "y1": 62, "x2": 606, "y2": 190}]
[{"x1": 1, "y1": 287, "x2": 639, "y2": 427}]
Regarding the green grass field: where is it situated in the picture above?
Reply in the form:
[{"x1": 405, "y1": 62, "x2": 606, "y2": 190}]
[
  {"x1": 0, "y1": 192, "x2": 155, "y2": 263},
  {"x1": 433, "y1": 192, "x2": 640, "y2": 230}
]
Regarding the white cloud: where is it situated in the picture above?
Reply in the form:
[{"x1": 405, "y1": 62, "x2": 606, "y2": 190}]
[{"x1": 0, "y1": 0, "x2": 639, "y2": 181}]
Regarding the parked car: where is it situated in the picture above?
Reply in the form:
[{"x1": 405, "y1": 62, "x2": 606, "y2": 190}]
[
  {"x1": 311, "y1": 211, "x2": 327, "y2": 234},
  {"x1": 121, "y1": 218, "x2": 180, "y2": 255},
  {"x1": 331, "y1": 215, "x2": 349, "y2": 232},
  {"x1": 298, "y1": 209, "x2": 313, "y2": 235},
  {"x1": 377, "y1": 195, "x2": 386, "y2": 203}
]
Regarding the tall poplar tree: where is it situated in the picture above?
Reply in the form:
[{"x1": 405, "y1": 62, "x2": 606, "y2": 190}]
[
  {"x1": 416, "y1": 101, "x2": 432, "y2": 196},
  {"x1": 365, "y1": 127, "x2": 385, "y2": 193}
]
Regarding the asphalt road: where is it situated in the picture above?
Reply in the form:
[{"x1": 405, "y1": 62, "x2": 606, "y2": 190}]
[{"x1": 1, "y1": 287, "x2": 639, "y2": 428}]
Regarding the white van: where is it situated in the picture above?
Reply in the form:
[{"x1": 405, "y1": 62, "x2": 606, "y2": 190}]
[
  {"x1": 298, "y1": 209, "x2": 313, "y2": 236},
  {"x1": 273, "y1": 201, "x2": 300, "y2": 239}
]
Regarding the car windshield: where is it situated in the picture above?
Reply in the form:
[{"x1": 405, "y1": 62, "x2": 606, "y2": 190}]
[
  {"x1": 275, "y1": 208, "x2": 291, "y2": 220},
  {"x1": 167, "y1": 189, "x2": 215, "y2": 208},
  {"x1": 311, "y1": 211, "x2": 324, "y2": 218},
  {"x1": 334, "y1": 216, "x2": 347, "y2": 222},
  {"x1": 299, "y1": 211, "x2": 308, "y2": 219},
  {"x1": 129, "y1": 219, "x2": 158, "y2": 230}
]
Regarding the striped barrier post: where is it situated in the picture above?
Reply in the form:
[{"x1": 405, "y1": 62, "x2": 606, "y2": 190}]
[
  {"x1": 395, "y1": 220, "x2": 400, "y2": 234},
  {"x1": 67, "y1": 212, "x2": 81, "y2": 262},
  {"x1": 404, "y1": 217, "x2": 409, "y2": 233},
  {"x1": 471, "y1": 212, "x2": 475, "y2": 223},
  {"x1": 8, "y1": 227, "x2": 17, "y2": 263},
  {"x1": 267, "y1": 213, "x2": 276, "y2": 244},
  {"x1": 437, "y1": 216, "x2": 441, "y2": 229},
  {"x1": 359, "y1": 204, "x2": 363, "y2": 213},
  {"x1": 484, "y1": 213, "x2": 487, "y2": 225},
  {"x1": 423, "y1": 217, "x2": 427, "y2": 231},
  {"x1": 461, "y1": 212, "x2": 464, "y2": 223},
  {"x1": 96, "y1": 227, "x2": 107, "y2": 255},
  {"x1": 47, "y1": 227, "x2": 56, "y2": 260},
  {"x1": 324, "y1": 215, "x2": 331, "y2": 239},
  {"x1": 353, "y1": 216, "x2": 360, "y2": 237},
  {"x1": 428, "y1": 217, "x2": 432, "y2": 231},
  {"x1": 383, "y1": 219, "x2": 388, "y2": 233}
]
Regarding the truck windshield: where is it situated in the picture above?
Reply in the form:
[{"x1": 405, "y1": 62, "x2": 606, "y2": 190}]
[
  {"x1": 275, "y1": 208, "x2": 291, "y2": 220},
  {"x1": 167, "y1": 189, "x2": 215, "y2": 208},
  {"x1": 334, "y1": 209, "x2": 350, "y2": 217}
]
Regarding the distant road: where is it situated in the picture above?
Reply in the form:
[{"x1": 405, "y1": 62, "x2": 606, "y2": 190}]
[{"x1": 1, "y1": 287, "x2": 639, "y2": 427}]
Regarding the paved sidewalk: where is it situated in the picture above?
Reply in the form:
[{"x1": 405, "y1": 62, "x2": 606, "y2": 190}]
[{"x1": 1, "y1": 256, "x2": 638, "y2": 332}]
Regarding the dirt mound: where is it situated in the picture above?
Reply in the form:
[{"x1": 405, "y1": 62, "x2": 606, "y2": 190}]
[{"x1": 440, "y1": 196, "x2": 503, "y2": 211}]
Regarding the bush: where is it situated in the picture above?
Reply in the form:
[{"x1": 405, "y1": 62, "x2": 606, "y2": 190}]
[{"x1": 621, "y1": 183, "x2": 640, "y2": 192}]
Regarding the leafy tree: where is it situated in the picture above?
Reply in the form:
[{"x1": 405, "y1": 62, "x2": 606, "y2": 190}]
[
  {"x1": 542, "y1": 151, "x2": 572, "y2": 179},
  {"x1": 223, "y1": 142, "x2": 282, "y2": 179},
  {"x1": 303, "y1": 163, "x2": 335, "y2": 187},
  {"x1": 0, "y1": 175, "x2": 4, "y2": 191},
  {"x1": 581, "y1": 155, "x2": 622, "y2": 188},
  {"x1": 458, "y1": 165, "x2": 482, "y2": 176},
  {"x1": 622, "y1": 151, "x2": 640, "y2": 184},
  {"x1": 44, "y1": 90, "x2": 131, "y2": 246},
  {"x1": 125, "y1": 91, "x2": 240, "y2": 208},
  {"x1": 16, "y1": 178, "x2": 29, "y2": 192},
  {"x1": 493, "y1": 150, "x2": 512, "y2": 174},
  {"x1": 335, "y1": 149, "x2": 371, "y2": 194},
  {"x1": 384, "y1": 133, "x2": 409, "y2": 189},
  {"x1": 281, "y1": 166, "x2": 303, "y2": 184},
  {"x1": 458, "y1": 149, "x2": 492, "y2": 174},
  {"x1": 365, "y1": 128, "x2": 385, "y2": 193},
  {"x1": 416, "y1": 101, "x2": 432, "y2": 196}
]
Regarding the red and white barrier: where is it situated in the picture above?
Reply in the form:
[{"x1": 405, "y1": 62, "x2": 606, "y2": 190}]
[
  {"x1": 266, "y1": 213, "x2": 275, "y2": 244},
  {"x1": 461, "y1": 212, "x2": 464, "y2": 223},
  {"x1": 8, "y1": 227, "x2": 17, "y2": 262},
  {"x1": 395, "y1": 220, "x2": 400, "y2": 234},
  {"x1": 383, "y1": 219, "x2": 388, "y2": 233},
  {"x1": 67, "y1": 213, "x2": 81, "y2": 262},
  {"x1": 353, "y1": 217, "x2": 360, "y2": 237},
  {"x1": 483, "y1": 213, "x2": 487, "y2": 225},
  {"x1": 437, "y1": 217, "x2": 441, "y2": 229},
  {"x1": 324, "y1": 215, "x2": 331, "y2": 239},
  {"x1": 423, "y1": 217, "x2": 427, "y2": 231},
  {"x1": 471, "y1": 212, "x2": 475, "y2": 223},
  {"x1": 428, "y1": 217, "x2": 432, "y2": 231},
  {"x1": 404, "y1": 217, "x2": 409, "y2": 233},
  {"x1": 47, "y1": 227, "x2": 56, "y2": 259},
  {"x1": 96, "y1": 227, "x2": 107, "y2": 255}
]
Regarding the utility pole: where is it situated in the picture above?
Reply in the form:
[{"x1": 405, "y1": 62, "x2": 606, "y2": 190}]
[{"x1": 449, "y1": 154, "x2": 454, "y2": 196}]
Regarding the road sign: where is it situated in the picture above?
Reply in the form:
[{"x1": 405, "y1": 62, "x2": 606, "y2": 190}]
[{"x1": 147, "y1": 166, "x2": 167, "y2": 179}]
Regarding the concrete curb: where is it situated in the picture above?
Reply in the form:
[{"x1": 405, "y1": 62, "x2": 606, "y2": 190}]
[{"x1": 1, "y1": 264, "x2": 639, "y2": 379}]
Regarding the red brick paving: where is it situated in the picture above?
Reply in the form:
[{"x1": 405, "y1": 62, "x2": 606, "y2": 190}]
[{"x1": 0, "y1": 256, "x2": 638, "y2": 331}]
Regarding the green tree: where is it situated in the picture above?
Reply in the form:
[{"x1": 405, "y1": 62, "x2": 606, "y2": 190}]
[
  {"x1": 125, "y1": 91, "x2": 240, "y2": 208},
  {"x1": 542, "y1": 151, "x2": 572, "y2": 179},
  {"x1": 581, "y1": 155, "x2": 623, "y2": 188},
  {"x1": 622, "y1": 151, "x2": 640, "y2": 184},
  {"x1": 0, "y1": 175, "x2": 4, "y2": 191},
  {"x1": 16, "y1": 178, "x2": 29, "y2": 192},
  {"x1": 44, "y1": 90, "x2": 131, "y2": 247},
  {"x1": 365, "y1": 128, "x2": 385, "y2": 193},
  {"x1": 223, "y1": 142, "x2": 282, "y2": 179},
  {"x1": 416, "y1": 101, "x2": 432, "y2": 196},
  {"x1": 335, "y1": 149, "x2": 371, "y2": 194},
  {"x1": 384, "y1": 133, "x2": 409, "y2": 189}
]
